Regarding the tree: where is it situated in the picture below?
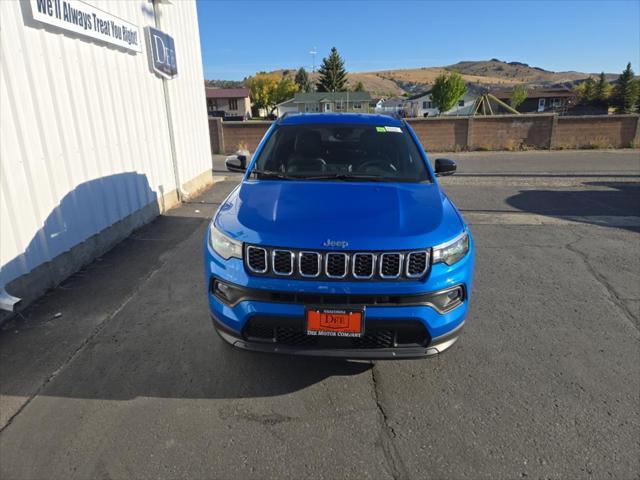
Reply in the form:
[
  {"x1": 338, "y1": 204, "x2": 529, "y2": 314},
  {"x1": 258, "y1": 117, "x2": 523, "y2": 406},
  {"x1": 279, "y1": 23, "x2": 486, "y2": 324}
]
[
  {"x1": 316, "y1": 47, "x2": 348, "y2": 92},
  {"x1": 246, "y1": 73, "x2": 298, "y2": 116},
  {"x1": 509, "y1": 84, "x2": 528, "y2": 110},
  {"x1": 294, "y1": 67, "x2": 312, "y2": 93},
  {"x1": 352, "y1": 81, "x2": 365, "y2": 92},
  {"x1": 613, "y1": 62, "x2": 638, "y2": 113},
  {"x1": 430, "y1": 71, "x2": 467, "y2": 114},
  {"x1": 575, "y1": 77, "x2": 596, "y2": 103},
  {"x1": 594, "y1": 72, "x2": 612, "y2": 106},
  {"x1": 273, "y1": 77, "x2": 298, "y2": 110}
]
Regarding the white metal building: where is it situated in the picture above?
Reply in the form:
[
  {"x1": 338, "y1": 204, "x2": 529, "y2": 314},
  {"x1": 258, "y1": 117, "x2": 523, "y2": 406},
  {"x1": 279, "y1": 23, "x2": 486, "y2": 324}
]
[{"x1": 0, "y1": 0, "x2": 212, "y2": 311}]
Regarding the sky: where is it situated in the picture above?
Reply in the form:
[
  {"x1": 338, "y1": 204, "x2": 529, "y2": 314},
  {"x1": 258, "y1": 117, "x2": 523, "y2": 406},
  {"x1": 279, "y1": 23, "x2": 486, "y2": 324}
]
[{"x1": 196, "y1": 0, "x2": 640, "y2": 80}]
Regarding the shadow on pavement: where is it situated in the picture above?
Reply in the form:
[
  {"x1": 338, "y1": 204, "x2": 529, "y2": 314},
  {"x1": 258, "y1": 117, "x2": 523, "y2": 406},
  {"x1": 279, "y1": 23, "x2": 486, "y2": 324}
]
[{"x1": 506, "y1": 181, "x2": 640, "y2": 232}]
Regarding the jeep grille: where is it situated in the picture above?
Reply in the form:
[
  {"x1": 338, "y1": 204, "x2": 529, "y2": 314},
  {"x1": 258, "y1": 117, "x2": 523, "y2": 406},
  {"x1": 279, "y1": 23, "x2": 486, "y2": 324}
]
[{"x1": 244, "y1": 245, "x2": 430, "y2": 281}]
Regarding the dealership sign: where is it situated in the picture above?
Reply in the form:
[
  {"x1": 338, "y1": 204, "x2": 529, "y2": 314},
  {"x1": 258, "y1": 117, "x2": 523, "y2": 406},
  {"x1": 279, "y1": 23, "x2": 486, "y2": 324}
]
[
  {"x1": 30, "y1": 0, "x2": 142, "y2": 53},
  {"x1": 146, "y1": 27, "x2": 178, "y2": 79}
]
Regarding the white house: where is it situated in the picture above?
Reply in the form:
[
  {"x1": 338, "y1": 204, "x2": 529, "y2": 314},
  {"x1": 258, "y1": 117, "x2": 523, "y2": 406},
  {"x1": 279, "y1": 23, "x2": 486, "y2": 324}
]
[
  {"x1": 275, "y1": 98, "x2": 299, "y2": 117},
  {"x1": 375, "y1": 96, "x2": 407, "y2": 114},
  {"x1": 404, "y1": 91, "x2": 479, "y2": 117}
]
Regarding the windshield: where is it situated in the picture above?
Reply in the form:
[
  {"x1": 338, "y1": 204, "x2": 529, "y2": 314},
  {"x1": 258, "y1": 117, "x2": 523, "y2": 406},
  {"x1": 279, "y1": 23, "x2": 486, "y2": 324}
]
[{"x1": 250, "y1": 123, "x2": 431, "y2": 182}]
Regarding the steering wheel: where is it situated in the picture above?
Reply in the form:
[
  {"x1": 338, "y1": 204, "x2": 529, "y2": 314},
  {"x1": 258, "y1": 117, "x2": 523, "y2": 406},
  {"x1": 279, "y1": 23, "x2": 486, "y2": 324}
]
[{"x1": 358, "y1": 159, "x2": 397, "y2": 175}]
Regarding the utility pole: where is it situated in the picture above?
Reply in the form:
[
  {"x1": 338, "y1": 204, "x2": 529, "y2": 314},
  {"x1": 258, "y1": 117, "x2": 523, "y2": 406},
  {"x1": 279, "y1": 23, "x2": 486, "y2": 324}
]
[{"x1": 309, "y1": 47, "x2": 317, "y2": 73}]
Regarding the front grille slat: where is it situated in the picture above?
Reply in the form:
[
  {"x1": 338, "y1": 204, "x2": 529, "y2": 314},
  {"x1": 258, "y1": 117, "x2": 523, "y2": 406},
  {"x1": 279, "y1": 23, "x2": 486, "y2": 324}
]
[
  {"x1": 299, "y1": 251, "x2": 321, "y2": 277},
  {"x1": 379, "y1": 253, "x2": 403, "y2": 279},
  {"x1": 244, "y1": 245, "x2": 430, "y2": 280},
  {"x1": 325, "y1": 252, "x2": 348, "y2": 278},
  {"x1": 406, "y1": 251, "x2": 429, "y2": 278},
  {"x1": 246, "y1": 246, "x2": 268, "y2": 273},
  {"x1": 272, "y1": 249, "x2": 294, "y2": 275}
]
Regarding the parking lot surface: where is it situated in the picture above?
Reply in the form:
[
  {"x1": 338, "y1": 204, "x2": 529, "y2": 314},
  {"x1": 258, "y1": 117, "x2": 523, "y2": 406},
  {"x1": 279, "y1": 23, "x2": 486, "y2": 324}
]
[{"x1": 1, "y1": 150, "x2": 639, "y2": 479}]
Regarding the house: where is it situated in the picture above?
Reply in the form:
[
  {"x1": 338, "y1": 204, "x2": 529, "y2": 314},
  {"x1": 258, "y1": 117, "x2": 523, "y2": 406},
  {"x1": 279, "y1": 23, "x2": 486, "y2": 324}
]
[
  {"x1": 290, "y1": 91, "x2": 372, "y2": 113},
  {"x1": 275, "y1": 98, "x2": 299, "y2": 117},
  {"x1": 404, "y1": 90, "x2": 479, "y2": 117},
  {"x1": 205, "y1": 87, "x2": 251, "y2": 119},
  {"x1": 375, "y1": 96, "x2": 407, "y2": 114},
  {"x1": 491, "y1": 87, "x2": 577, "y2": 114}
]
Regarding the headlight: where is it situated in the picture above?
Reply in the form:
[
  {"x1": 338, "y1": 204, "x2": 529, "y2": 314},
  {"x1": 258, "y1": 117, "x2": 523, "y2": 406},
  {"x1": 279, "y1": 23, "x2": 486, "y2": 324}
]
[
  {"x1": 208, "y1": 224, "x2": 242, "y2": 259},
  {"x1": 432, "y1": 231, "x2": 469, "y2": 266}
]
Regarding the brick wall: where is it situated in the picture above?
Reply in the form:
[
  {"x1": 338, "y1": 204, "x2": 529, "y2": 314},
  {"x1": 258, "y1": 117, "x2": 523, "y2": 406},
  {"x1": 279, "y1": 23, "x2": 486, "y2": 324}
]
[
  {"x1": 209, "y1": 115, "x2": 640, "y2": 155},
  {"x1": 555, "y1": 115, "x2": 638, "y2": 149},
  {"x1": 408, "y1": 118, "x2": 468, "y2": 151},
  {"x1": 467, "y1": 115, "x2": 554, "y2": 150}
]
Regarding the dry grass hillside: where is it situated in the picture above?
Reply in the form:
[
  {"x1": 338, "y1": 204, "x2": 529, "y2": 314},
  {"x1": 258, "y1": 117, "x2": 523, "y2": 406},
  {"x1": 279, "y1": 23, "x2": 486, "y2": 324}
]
[{"x1": 236, "y1": 60, "x2": 616, "y2": 98}]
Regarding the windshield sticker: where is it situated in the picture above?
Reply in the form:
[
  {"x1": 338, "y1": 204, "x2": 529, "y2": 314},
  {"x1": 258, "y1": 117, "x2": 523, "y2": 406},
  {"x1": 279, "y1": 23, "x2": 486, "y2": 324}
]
[
  {"x1": 385, "y1": 126, "x2": 402, "y2": 133},
  {"x1": 376, "y1": 126, "x2": 386, "y2": 132}
]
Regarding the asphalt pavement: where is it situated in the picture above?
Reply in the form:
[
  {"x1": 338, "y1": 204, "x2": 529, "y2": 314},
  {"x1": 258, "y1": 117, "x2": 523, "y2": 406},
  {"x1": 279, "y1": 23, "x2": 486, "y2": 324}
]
[{"x1": 1, "y1": 150, "x2": 639, "y2": 479}]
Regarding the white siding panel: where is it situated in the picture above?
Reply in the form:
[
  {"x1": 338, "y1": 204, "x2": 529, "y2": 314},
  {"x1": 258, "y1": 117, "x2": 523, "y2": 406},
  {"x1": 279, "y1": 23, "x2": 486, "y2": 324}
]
[
  {"x1": 156, "y1": 0, "x2": 212, "y2": 188},
  {"x1": 0, "y1": 0, "x2": 211, "y2": 290}
]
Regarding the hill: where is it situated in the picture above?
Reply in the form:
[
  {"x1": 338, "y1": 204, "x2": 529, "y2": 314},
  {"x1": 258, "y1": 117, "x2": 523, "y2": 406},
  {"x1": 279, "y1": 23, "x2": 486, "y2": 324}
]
[{"x1": 209, "y1": 59, "x2": 620, "y2": 98}]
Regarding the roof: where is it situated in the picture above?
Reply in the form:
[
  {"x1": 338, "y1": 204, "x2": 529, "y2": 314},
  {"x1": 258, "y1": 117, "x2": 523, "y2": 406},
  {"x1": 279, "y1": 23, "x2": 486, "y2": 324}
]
[
  {"x1": 380, "y1": 96, "x2": 407, "y2": 107},
  {"x1": 205, "y1": 87, "x2": 250, "y2": 99},
  {"x1": 293, "y1": 91, "x2": 372, "y2": 103},
  {"x1": 492, "y1": 87, "x2": 575, "y2": 100},
  {"x1": 278, "y1": 113, "x2": 403, "y2": 127},
  {"x1": 406, "y1": 90, "x2": 432, "y2": 101},
  {"x1": 276, "y1": 98, "x2": 296, "y2": 107}
]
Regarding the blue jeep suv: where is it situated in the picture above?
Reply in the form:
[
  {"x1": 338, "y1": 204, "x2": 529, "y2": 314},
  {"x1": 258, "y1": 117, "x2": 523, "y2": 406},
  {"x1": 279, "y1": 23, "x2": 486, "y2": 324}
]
[{"x1": 204, "y1": 113, "x2": 474, "y2": 358}]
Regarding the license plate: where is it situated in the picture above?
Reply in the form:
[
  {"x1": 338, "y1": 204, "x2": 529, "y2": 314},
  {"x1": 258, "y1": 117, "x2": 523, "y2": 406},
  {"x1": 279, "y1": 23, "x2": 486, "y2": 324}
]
[{"x1": 306, "y1": 307, "x2": 364, "y2": 338}]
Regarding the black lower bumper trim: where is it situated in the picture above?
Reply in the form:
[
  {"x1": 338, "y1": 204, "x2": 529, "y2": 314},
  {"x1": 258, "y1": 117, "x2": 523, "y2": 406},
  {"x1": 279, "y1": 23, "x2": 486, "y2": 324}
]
[{"x1": 211, "y1": 315, "x2": 464, "y2": 359}]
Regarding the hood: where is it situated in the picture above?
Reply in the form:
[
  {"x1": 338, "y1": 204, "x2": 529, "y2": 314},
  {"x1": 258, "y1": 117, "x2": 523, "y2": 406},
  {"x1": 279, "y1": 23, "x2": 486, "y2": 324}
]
[{"x1": 216, "y1": 180, "x2": 463, "y2": 250}]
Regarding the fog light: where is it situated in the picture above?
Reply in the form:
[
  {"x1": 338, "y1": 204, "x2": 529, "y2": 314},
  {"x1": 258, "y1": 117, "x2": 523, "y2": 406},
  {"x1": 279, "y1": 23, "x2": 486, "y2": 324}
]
[
  {"x1": 429, "y1": 286, "x2": 464, "y2": 313},
  {"x1": 212, "y1": 279, "x2": 244, "y2": 305}
]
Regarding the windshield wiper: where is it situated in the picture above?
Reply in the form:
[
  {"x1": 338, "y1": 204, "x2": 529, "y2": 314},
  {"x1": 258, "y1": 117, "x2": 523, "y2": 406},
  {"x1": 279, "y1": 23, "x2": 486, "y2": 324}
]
[
  {"x1": 300, "y1": 173, "x2": 388, "y2": 182},
  {"x1": 250, "y1": 169, "x2": 293, "y2": 180}
]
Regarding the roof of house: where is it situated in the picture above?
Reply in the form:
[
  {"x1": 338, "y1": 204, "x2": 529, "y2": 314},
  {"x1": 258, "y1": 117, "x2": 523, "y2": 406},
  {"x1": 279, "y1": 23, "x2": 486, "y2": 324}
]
[
  {"x1": 406, "y1": 90, "x2": 432, "y2": 101},
  {"x1": 293, "y1": 91, "x2": 371, "y2": 103},
  {"x1": 276, "y1": 98, "x2": 296, "y2": 107},
  {"x1": 205, "y1": 87, "x2": 250, "y2": 99},
  {"x1": 279, "y1": 113, "x2": 402, "y2": 127},
  {"x1": 379, "y1": 96, "x2": 407, "y2": 108},
  {"x1": 492, "y1": 87, "x2": 575, "y2": 100}
]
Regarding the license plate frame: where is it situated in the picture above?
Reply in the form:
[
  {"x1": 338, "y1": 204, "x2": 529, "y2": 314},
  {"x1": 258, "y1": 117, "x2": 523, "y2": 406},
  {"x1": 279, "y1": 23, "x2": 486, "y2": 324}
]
[{"x1": 305, "y1": 307, "x2": 365, "y2": 338}]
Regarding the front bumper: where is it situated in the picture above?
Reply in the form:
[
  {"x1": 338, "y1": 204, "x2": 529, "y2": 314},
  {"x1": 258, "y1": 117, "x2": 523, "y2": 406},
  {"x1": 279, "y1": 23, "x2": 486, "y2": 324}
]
[
  {"x1": 212, "y1": 313, "x2": 465, "y2": 359},
  {"x1": 204, "y1": 232, "x2": 475, "y2": 359}
]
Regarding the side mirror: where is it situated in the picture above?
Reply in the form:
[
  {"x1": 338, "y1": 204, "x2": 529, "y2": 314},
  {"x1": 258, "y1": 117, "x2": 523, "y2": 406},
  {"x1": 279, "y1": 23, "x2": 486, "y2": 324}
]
[
  {"x1": 226, "y1": 154, "x2": 247, "y2": 172},
  {"x1": 434, "y1": 158, "x2": 457, "y2": 176}
]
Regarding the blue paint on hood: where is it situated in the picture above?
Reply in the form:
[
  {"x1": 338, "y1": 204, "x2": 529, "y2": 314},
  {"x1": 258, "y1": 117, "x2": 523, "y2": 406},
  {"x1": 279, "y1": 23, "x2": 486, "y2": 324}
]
[{"x1": 215, "y1": 179, "x2": 463, "y2": 250}]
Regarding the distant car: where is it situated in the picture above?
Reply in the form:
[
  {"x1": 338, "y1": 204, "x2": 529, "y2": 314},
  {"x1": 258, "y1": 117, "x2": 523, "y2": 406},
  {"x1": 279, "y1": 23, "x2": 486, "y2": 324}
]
[{"x1": 205, "y1": 113, "x2": 474, "y2": 358}]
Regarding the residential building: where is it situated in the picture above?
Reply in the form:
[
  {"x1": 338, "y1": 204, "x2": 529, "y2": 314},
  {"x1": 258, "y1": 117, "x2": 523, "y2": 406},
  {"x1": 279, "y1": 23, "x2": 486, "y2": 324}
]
[
  {"x1": 290, "y1": 91, "x2": 372, "y2": 113},
  {"x1": 492, "y1": 87, "x2": 577, "y2": 114},
  {"x1": 375, "y1": 96, "x2": 407, "y2": 115},
  {"x1": 275, "y1": 98, "x2": 299, "y2": 117},
  {"x1": 205, "y1": 87, "x2": 251, "y2": 119},
  {"x1": 404, "y1": 91, "x2": 479, "y2": 117}
]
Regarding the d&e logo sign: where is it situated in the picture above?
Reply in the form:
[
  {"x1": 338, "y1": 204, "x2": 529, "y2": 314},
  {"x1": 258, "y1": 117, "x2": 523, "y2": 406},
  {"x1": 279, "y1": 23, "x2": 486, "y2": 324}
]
[{"x1": 146, "y1": 26, "x2": 177, "y2": 79}]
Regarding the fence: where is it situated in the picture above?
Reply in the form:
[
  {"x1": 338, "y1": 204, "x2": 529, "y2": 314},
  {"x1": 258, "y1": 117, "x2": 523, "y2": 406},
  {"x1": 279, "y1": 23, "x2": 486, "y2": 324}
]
[{"x1": 209, "y1": 114, "x2": 640, "y2": 154}]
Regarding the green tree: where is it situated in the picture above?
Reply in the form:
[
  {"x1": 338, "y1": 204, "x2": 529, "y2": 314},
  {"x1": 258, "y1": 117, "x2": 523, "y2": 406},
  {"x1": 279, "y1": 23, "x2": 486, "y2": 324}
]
[
  {"x1": 273, "y1": 77, "x2": 298, "y2": 110},
  {"x1": 575, "y1": 77, "x2": 596, "y2": 103},
  {"x1": 509, "y1": 84, "x2": 528, "y2": 110},
  {"x1": 352, "y1": 81, "x2": 365, "y2": 92},
  {"x1": 594, "y1": 72, "x2": 612, "y2": 106},
  {"x1": 613, "y1": 62, "x2": 638, "y2": 113},
  {"x1": 294, "y1": 67, "x2": 312, "y2": 93},
  {"x1": 247, "y1": 73, "x2": 298, "y2": 116},
  {"x1": 316, "y1": 47, "x2": 348, "y2": 92},
  {"x1": 431, "y1": 71, "x2": 467, "y2": 114}
]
